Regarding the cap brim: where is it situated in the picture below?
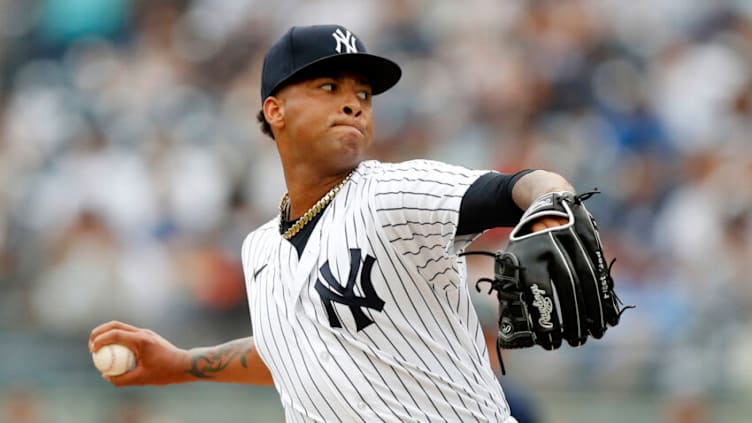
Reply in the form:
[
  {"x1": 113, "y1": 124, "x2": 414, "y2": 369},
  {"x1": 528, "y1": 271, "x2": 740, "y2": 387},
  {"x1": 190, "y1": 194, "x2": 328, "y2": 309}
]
[{"x1": 270, "y1": 53, "x2": 402, "y2": 97}]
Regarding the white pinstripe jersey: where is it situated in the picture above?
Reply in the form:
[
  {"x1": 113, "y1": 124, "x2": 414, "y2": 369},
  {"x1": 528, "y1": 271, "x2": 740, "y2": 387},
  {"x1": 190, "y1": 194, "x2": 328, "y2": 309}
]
[{"x1": 241, "y1": 160, "x2": 517, "y2": 423}]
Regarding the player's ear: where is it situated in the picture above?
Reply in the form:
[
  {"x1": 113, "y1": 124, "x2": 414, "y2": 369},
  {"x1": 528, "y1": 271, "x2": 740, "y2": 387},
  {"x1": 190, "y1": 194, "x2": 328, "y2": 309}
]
[{"x1": 263, "y1": 96, "x2": 285, "y2": 133}]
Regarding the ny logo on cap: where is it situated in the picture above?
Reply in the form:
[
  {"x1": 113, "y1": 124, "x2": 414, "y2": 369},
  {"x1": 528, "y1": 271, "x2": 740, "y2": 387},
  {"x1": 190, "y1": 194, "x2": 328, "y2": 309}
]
[{"x1": 332, "y1": 28, "x2": 358, "y2": 54}]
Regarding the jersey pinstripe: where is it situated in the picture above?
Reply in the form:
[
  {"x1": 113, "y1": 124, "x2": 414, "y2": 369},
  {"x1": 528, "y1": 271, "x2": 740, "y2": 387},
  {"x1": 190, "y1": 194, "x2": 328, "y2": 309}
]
[{"x1": 241, "y1": 160, "x2": 517, "y2": 423}]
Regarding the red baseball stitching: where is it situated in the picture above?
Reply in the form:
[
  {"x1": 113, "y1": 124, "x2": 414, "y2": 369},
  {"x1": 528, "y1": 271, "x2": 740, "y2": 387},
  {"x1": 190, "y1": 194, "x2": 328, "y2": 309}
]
[{"x1": 99, "y1": 347, "x2": 115, "y2": 373}]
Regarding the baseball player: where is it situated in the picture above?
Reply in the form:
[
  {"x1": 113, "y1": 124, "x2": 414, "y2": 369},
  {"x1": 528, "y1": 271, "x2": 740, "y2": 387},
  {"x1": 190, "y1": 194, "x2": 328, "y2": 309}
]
[{"x1": 90, "y1": 25, "x2": 578, "y2": 422}]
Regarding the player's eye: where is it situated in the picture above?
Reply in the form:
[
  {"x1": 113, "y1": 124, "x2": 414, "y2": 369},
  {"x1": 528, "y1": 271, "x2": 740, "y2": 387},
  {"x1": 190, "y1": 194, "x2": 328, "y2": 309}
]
[
  {"x1": 320, "y1": 83, "x2": 335, "y2": 92},
  {"x1": 357, "y1": 91, "x2": 370, "y2": 101}
]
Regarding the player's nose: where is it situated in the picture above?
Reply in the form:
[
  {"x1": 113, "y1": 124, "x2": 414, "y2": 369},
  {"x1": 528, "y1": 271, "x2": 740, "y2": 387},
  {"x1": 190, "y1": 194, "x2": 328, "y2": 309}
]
[
  {"x1": 343, "y1": 106, "x2": 361, "y2": 117},
  {"x1": 341, "y1": 96, "x2": 361, "y2": 117},
  {"x1": 339, "y1": 85, "x2": 363, "y2": 117}
]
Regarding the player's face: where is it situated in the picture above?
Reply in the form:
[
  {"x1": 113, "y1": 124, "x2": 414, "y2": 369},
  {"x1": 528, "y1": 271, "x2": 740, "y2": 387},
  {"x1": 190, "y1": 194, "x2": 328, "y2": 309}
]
[{"x1": 274, "y1": 72, "x2": 374, "y2": 172}]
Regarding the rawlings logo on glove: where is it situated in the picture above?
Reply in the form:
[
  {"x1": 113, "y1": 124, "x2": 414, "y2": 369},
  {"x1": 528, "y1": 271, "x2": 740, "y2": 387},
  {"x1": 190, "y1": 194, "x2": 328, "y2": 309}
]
[
  {"x1": 461, "y1": 191, "x2": 633, "y2": 374},
  {"x1": 530, "y1": 284, "x2": 554, "y2": 329}
]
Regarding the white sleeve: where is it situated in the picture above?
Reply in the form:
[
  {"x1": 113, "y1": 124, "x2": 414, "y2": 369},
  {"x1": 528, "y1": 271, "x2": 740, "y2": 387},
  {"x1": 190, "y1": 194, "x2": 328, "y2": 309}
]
[
  {"x1": 240, "y1": 231, "x2": 255, "y2": 287},
  {"x1": 372, "y1": 160, "x2": 488, "y2": 281}
]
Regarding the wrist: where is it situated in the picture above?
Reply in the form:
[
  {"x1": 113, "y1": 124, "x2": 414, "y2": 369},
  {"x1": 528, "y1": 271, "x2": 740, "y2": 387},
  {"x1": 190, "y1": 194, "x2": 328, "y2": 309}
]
[
  {"x1": 170, "y1": 348, "x2": 195, "y2": 384},
  {"x1": 512, "y1": 170, "x2": 575, "y2": 210}
]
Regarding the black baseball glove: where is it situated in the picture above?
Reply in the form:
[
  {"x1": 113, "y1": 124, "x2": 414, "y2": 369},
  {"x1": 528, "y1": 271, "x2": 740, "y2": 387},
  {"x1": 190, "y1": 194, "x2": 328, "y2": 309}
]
[{"x1": 461, "y1": 191, "x2": 632, "y2": 373}]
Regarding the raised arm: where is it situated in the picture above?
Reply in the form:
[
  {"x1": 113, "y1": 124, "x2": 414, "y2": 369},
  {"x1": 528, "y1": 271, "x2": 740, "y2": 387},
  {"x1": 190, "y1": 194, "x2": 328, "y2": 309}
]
[
  {"x1": 511, "y1": 170, "x2": 575, "y2": 231},
  {"x1": 511, "y1": 170, "x2": 575, "y2": 210},
  {"x1": 89, "y1": 321, "x2": 274, "y2": 387},
  {"x1": 457, "y1": 169, "x2": 576, "y2": 236}
]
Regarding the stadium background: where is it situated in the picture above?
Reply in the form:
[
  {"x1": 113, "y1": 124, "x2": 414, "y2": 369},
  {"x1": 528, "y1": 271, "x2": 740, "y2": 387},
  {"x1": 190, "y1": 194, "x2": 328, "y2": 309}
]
[{"x1": 1, "y1": 0, "x2": 751, "y2": 421}]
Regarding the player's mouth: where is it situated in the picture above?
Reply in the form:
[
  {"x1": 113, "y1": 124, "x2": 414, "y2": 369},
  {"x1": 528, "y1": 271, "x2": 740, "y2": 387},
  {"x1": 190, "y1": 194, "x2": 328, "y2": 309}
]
[{"x1": 331, "y1": 120, "x2": 366, "y2": 135}]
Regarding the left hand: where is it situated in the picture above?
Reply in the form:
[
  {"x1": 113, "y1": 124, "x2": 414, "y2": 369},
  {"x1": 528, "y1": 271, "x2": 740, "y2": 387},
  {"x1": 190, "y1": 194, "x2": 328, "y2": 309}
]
[{"x1": 530, "y1": 216, "x2": 568, "y2": 232}]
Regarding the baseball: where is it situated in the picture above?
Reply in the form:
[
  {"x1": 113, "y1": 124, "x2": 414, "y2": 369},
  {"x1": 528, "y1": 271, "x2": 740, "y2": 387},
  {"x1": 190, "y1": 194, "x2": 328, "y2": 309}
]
[{"x1": 92, "y1": 344, "x2": 136, "y2": 376}]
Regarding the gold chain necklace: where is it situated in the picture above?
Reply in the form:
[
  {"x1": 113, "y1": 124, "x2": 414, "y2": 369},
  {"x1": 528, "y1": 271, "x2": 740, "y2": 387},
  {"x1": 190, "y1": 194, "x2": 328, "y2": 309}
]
[{"x1": 279, "y1": 171, "x2": 354, "y2": 240}]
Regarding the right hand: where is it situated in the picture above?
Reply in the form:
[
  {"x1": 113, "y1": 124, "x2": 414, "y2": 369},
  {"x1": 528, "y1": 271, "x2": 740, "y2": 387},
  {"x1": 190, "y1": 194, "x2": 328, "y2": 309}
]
[{"x1": 89, "y1": 321, "x2": 191, "y2": 387}]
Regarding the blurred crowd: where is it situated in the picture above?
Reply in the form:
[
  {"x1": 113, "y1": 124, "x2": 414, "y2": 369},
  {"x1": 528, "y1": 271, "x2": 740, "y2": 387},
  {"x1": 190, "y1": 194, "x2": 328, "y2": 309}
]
[{"x1": 1, "y1": 0, "x2": 751, "y2": 421}]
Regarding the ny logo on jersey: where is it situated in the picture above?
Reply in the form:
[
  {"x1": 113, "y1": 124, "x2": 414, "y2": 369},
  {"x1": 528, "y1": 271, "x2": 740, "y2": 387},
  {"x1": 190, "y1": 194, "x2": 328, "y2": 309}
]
[
  {"x1": 315, "y1": 249, "x2": 384, "y2": 331},
  {"x1": 332, "y1": 28, "x2": 358, "y2": 54}
]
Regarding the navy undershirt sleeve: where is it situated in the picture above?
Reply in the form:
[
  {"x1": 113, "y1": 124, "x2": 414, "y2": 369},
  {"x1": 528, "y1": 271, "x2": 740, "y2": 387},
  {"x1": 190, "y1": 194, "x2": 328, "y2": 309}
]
[{"x1": 456, "y1": 169, "x2": 536, "y2": 235}]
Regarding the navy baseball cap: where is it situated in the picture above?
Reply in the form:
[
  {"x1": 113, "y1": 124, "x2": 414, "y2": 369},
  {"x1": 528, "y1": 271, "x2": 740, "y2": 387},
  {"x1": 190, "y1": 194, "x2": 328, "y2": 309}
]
[{"x1": 260, "y1": 25, "x2": 402, "y2": 101}]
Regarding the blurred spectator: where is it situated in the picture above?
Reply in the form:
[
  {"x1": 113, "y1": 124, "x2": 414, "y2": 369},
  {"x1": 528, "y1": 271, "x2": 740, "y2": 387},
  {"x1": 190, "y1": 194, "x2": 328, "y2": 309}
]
[{"x1": 1, "y1": 386, "x2": 46, "y2": 423}]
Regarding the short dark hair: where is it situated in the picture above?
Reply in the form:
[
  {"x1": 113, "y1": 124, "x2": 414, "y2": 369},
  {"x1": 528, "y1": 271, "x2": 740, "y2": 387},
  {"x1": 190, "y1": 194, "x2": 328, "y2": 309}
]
[{"x1": 256, "y1": 109, "x2": 274, "y2": 139}]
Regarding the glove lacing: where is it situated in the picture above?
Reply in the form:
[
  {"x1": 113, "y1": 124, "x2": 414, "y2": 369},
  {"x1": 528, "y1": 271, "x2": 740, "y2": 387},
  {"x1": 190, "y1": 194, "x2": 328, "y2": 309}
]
[
  {"x1": 459, "y1": 250, "x2": 513, "y2": 375},
  {"x1": 606, "y1": 258, "x2": 636, "y2": 320}
]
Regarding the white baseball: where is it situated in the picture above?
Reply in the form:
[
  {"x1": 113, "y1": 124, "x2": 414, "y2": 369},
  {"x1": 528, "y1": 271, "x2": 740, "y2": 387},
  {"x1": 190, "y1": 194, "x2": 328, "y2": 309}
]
[{"x1": 92, "y1": 344, "x2": 136, "y2": 376}]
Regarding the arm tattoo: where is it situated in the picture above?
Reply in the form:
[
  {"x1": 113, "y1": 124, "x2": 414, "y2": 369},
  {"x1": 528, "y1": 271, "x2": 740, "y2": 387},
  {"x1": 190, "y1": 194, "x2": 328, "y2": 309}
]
[{"x1": 186, "y1": 340, "x2": 253, "y2": 379}]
